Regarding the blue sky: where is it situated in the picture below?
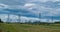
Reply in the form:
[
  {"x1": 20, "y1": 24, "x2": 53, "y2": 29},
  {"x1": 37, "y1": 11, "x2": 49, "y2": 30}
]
[{"x1": 0, "y1": 0, "x2": 60, "y2": 22}]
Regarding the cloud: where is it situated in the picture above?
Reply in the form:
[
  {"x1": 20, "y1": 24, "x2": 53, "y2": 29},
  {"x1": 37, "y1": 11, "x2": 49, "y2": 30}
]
[
  {"x1": 0, "y1": 14, "x2": 55, "y2": 22},
  {"x1": 0, "y1": 3, "x2": 8, "y2": 9},
  {"x1": 0, "y1": 0, "x2": 60, "y2": 21},
  {"x1": 23, "y1": 1, "x2": 60, "y2": 17},
  {"x1": 0, "y1": 14, "x2": 8, "y2": 22},
  {"x1": 0, "y1": 1, "x2": 60, "y2": 17},
  {"x1": 25, "y1": 0, "x2": 60, "y2": 3},
  {"x1": 24, "y1": 3, "x2": 36, "y2": 9},
  {"x1": 39, "y1": 0, "x2": 60, "y2": 2}
]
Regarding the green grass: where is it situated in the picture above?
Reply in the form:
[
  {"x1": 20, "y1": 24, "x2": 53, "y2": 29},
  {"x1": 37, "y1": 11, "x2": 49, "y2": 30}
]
[{"x1": 0, "y1": 23, "x2": 60, "y2": 32}]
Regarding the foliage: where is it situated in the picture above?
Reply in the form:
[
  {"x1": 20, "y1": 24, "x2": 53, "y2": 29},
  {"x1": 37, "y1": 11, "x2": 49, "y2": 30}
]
[{"x1": 0, "y1": 19, "x2": 3, "y2": 23}]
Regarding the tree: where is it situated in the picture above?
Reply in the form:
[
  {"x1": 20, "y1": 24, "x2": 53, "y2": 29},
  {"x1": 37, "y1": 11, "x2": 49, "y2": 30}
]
[
  {"x1": 0, "y1": 19, "x2": 3, "y2": 23},
  {"x1": 33, "y1": 21, "x2": 40, "y2": 25}
]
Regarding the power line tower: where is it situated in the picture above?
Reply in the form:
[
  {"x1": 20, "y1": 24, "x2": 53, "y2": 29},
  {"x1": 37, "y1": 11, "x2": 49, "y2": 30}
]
[
  {"x1": 39, "y1": 13, "x2": 41, "y2": 22},
  {"x1": 18, "y1": 14, "x2": 21, "y2": 23},
  {"x1": 7, "y1": 14, "x2": 10, "y2": 22},
  {"x1": 51, "y1": 16, "x2": 54, "y2": 23}
]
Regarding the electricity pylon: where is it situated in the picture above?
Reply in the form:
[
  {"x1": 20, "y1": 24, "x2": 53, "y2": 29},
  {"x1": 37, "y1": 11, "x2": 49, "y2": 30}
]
[
  {"x1": 18, "y1": 14, "x2": 21, "y2": 23},
  {"x1": 39, "y1": 13, "x2": 41, "y2": 22},
  {"x1": 7, "y1": 14, "x2": 10, "y2": 22},
  {"x1": 51, "y1": 16, "x2": 53, "y2": 23}
]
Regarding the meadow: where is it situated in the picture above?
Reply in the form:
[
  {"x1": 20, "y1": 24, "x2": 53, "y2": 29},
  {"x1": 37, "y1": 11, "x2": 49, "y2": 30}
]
[{"x1": 0, "y1": 23, "x2": 60, "y2": 32}]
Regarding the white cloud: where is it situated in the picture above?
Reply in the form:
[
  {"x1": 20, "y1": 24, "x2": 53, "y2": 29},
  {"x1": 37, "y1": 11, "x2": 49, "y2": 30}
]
[
  {"x1": 0, "y1": 0, "x2": 60, "y2": 20},
  {"x1": 0, "y1": 14, "x2": 8, "y2": 22},
  {"x1": 25, "y1": 0, "x2": 60, "y2": 3},
  {"x1": 0, "y1": 0, "x2": 60, "y2": 22},
  {"x1": 0, "y1": 2, "x2": 59, "y2": 17},
  {"x1": 0, "y1": 14, "x2": 58, "y2": 22},
  {"x1": 0, "y1": 3, "x2": 8, "y2": 9},
  {"x1": 24, "y1": 3, "x2": 60, "y2": 16},
  {"x1": 24, "y1": 3, "x2": 36, "y2": 9}
]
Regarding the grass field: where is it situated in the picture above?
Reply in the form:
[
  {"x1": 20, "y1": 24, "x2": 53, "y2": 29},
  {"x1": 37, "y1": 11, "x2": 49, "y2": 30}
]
[{"x1": 0, "y1": 23, "x2": 60, "y2": 32}]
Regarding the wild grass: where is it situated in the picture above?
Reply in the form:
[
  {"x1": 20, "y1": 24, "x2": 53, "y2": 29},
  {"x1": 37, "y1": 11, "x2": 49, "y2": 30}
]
[{"x1": 0, "y1": 23, "x2": 60, "y2": 32}]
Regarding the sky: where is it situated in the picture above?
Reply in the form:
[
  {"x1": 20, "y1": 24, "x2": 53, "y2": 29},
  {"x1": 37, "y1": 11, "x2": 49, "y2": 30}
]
[{"x1": 0, "y1": 0, "x2": 60, "y2": 22}]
